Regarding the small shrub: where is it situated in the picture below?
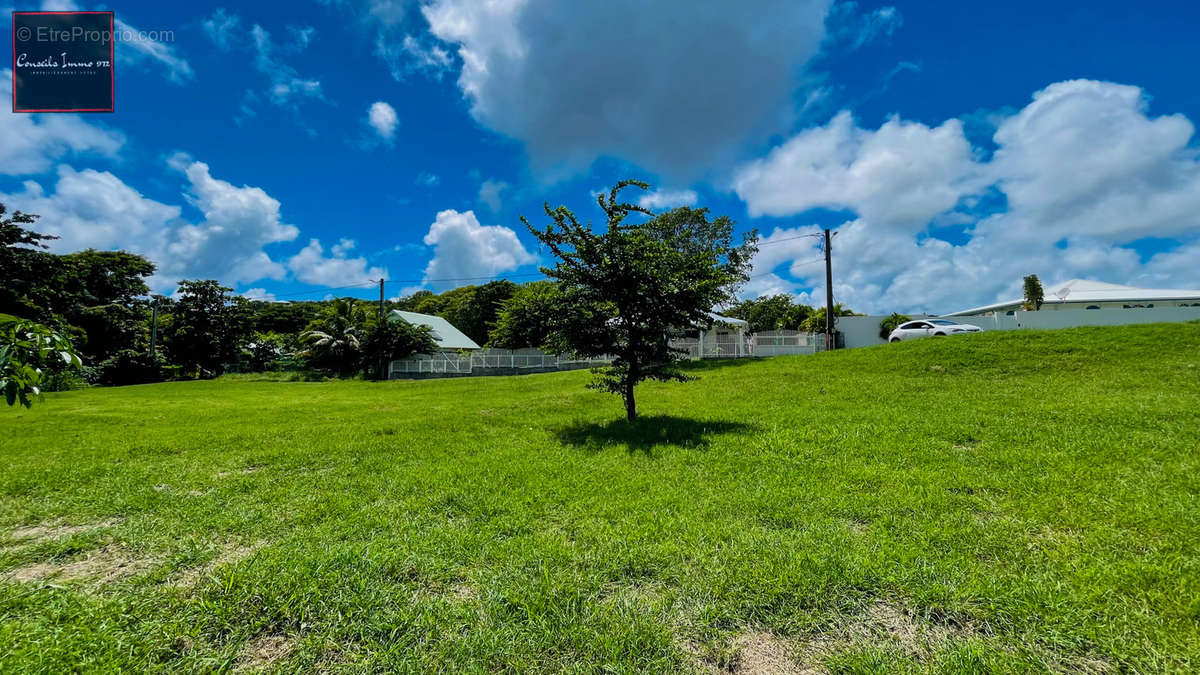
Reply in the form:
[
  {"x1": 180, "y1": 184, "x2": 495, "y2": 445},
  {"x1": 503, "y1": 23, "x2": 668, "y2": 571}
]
[
  {"x1": 96, "y1": 350, "x2": 166, "y2": 386},
  {"x1": 879, "y1": 313, "x2": 912, "y2": 340}
]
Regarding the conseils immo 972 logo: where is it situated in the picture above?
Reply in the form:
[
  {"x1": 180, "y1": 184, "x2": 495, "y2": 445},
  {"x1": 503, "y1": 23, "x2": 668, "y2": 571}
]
[{"x1": 12, "y1": 11, "x2": 115, "y2": 113}]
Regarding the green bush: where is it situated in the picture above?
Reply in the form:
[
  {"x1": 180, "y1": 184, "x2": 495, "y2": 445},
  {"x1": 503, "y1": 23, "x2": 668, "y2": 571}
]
[
  {"x1": 96, "y1": 350, "x2": 166, "y2": 386},
  {"x1": 1, "y1": 313, "x2": 83, "y2": 407},
  {"x1": 879, "y1": 313, "x2": 912, "y2": 340}
]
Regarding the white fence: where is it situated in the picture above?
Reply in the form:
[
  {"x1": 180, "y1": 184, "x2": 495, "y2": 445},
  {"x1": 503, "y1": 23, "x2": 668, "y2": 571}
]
[
  {"x1": 390, "y1": 349, "x2": 614, "y2": 378},
  {"x1": 389, "y1": 333, "x2": 837, "y2": 377},
  {"x1": 672, "y1": 334, "x2": 745, "y2": 358},
  {"x1": 389, "y1": 352, "x2": 473, "y2": 375},
  {"x1": 748, "y1": 331, "x2": 827, "y2": 356}
]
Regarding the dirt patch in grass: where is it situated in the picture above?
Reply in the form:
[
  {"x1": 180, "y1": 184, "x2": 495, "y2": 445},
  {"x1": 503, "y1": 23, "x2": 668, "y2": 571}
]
[
  {"x1": 844, "y1": 518, "x2": 871, "y2": 535},
  {"x1": 7, "y1": 545, "x2": 153, "y2": 585},
  {"x1": 234, "y1": 634, "x2": 294, "y2": 672},
  {"x1": 839, "y1": 600, "x2": 959, "y2": 654},
  {"x1": 730, "y1": 631, "x2": 812, "y2": 674},
  {"x1": 5, "y1": 518, "x2": 120, "y2": 545},
  {"x1": 216, "y1": 465, "x2": 262, "y2": 479},
  {"x1": 449, "y1": 582, "x2": 477, "y2": 601},
  {"x1": 689, "y1": 600, "x2": 984, "y2": 674},
  {"x1": 174, "y1": 540, "x2": 266, "y2": 588}
]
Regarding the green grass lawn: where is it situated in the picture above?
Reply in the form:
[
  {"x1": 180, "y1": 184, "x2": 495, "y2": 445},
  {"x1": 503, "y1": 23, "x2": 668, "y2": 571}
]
[{"x1": 2, "y1": 323, "x2": 1199, "y2": 673}]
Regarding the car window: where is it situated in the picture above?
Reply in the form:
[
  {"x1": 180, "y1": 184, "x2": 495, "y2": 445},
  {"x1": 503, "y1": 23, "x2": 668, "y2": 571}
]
[
  {"x1": 929, "y1": 319, "x2": 956, "y2": 326},
  {"x1": 898, "y1": 322, "x2": 920, "y2": 330},
  {"x1": 910, "y1": 322, "x2": 931, "y2": 329}
]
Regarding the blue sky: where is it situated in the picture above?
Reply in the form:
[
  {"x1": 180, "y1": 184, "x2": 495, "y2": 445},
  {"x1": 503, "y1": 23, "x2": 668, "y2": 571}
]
[{"x1": 4, "y1": 0, "x2": 1200, "y2": 314}]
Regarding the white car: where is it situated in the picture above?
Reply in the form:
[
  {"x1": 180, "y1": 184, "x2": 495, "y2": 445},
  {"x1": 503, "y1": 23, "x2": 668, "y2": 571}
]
[{"x1": 889, "y1": 319, "x2": 983, "y2": 342}]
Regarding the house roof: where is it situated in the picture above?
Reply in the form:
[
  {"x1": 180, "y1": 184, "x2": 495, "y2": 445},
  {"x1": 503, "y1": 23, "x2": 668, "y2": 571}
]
[
  {"x1": 707, "y1": 311, "x2": 748, "y2": 327},
  {"x1": 944, "y1": 279, "x2": 1200, "y2": 316},
  {"x1": 390, "y1": 310, "x2": 481, "y2": 350}
]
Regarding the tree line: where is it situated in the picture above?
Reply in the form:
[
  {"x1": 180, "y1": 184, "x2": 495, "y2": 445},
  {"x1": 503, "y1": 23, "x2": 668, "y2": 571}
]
[
  {"x1": 2, "y1": 202, "x2": 608, "y2": 389},
  {"x1": 4, "y1": 182, "x2": 855, "y2": 421}
]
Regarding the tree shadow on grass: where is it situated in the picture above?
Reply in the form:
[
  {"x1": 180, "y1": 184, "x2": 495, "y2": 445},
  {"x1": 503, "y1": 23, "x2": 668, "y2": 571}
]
[{"x1": 555, "y1": 415, "x2": 754, "y2": 454}]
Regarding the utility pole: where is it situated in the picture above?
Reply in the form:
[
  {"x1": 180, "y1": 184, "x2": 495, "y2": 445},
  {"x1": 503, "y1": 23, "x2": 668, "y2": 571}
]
[
  {"x1": 378, "y1": 278, "x2": 386, "y2": 381},
  {"x1": 823, "y1": 228, "x2": 835, "y2": 350},
  {"x1": 149, "y1": 297, "x2": 159, "y2": 360}
]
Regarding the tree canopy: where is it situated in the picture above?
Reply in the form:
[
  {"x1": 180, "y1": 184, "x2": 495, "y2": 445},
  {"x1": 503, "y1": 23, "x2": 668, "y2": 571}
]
[
  {"x1": 724, "y1": 294, "x2": 813, "y2": 332},
  {"x1": 1023, "y1": 274, "x2": 1045, "y2": 311},
  {"x1": 488, "y1": 280, "x2": 560, "y2": 349},
  {"x1": 164, "y1": 280, "x2": 252, "y2": 376},
  {"x1": 524, "y1": 180, "x2": 758, "y2": 420}
]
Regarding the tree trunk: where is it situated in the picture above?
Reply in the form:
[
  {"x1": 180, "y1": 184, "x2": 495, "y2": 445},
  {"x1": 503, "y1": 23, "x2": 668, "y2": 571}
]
[{"x1": 623, "y1": 380, "x2": 637, "y2": 421}]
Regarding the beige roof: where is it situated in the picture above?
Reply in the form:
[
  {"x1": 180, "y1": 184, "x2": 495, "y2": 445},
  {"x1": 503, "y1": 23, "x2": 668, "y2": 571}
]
[{"x1": 946, "y1": 279, "x2": 1200, "y2": 316}]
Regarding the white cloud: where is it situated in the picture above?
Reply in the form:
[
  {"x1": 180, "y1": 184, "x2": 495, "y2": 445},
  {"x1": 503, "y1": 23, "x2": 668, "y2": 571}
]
[
  {"x1": 478, "y1": 179, "x2": 508, "y2": 211},
  {"x1": 637, "y1": 188, "x2": 698, "y2": 211},
  {"x1": 202, "y1": 8, "x2": 241, "y2": 51},
  {"x1": 984, "y1": 80, "x2": 1200, "y2": 242},
  {"x1": 367, "y1": 101, "x2": 399, "y2": 142},
  {"x1": 288, "y1": 25, "x2": 317, "y2": 50},
  {"x1": 377, "y1": 34, "x2": 453, "y2": 79},
  {"x1": 250, "y1": 25, "x2": 324, "y2": 106},
  {"x1": 733, "y1": 110, "x2": 983, "y2": 229},
  {"x1": 420, "y1": 0, "x2": 832, "y2": 177},
  {"x1": 162, "y1": 155, "x2": 301, "y2": 285},
  {"x1": 202, "y1": 12, "x2": 324, "y2": 120},
  {"x1": 0, "y1": 155, "x2": 306, "y2": 291},
  {"x1": 32, "y1": 2, "x2": 193, "y2": 82},
  {"x1": 1, "y1": 167, "x2": 180, "y2": 253},
  {"x1": 732, "y1": 79, "x2": 1200, "y2": 315},
  {"x1": 421, "y1": 209, "x2": 536, "y2": 290},
  {"x1": 241, "y1": 287, "x2": 276, "y2": 302},
  {"x1": 825, "y1": 2, "x2": 902, "y2": 51},
  {"x1": 115, "y1": 18, "x2": 194, "y2": 83},
  {"x1": 287, "y1": 238, "x2": 389, "y2": 286},
  {"x1": 749, "y1": 226, "x2": 824, "y2": 280},
  {"x1": 0, "y1": 71, "x2": 125, "y2": 175}
]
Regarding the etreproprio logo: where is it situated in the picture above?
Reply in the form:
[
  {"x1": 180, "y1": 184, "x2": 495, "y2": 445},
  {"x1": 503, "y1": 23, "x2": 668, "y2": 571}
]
[{"x1": 12, "y1": 11, "x2": 115, "y2": 113}]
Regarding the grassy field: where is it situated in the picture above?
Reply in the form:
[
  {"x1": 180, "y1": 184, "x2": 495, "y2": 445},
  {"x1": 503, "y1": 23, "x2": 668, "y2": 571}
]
[{"x1": 2, "y1": 323, "x2": 1199, "y2": 673}]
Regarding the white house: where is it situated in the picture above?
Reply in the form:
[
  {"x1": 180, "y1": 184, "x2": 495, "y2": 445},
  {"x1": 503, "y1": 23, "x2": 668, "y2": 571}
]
[
  {"x1": 390, "y1": 310, "x2": 481, "y2": 351},
  {"x1": 945, "y1": 279, "x2": 1200, "y2": 317}
]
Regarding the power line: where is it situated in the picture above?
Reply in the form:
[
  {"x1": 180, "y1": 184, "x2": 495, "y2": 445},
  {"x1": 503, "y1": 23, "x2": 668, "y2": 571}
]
[
  {"x1": 749, "y1": 256, "x2": 825, "y2": 279},
  {"x1": 240, "y1": 281, "x2": 379, "y2": 302},
  {"x1": 756, "y1": 232, "x2": 825, "y2": 247},
  {"x1": 386, "y1": 271, "x2": 546, "y2": 284}
]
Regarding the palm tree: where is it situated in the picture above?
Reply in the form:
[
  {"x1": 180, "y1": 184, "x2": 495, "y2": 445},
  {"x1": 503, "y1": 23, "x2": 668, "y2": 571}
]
[{"x1": 300, "y1": 299, "x2": 365, "y2": 373}]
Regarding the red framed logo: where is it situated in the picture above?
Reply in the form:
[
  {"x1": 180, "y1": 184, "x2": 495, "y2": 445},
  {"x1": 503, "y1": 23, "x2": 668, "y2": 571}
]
[{"x1": 12, "y1": 11, "x2": 115, "y2": 113}]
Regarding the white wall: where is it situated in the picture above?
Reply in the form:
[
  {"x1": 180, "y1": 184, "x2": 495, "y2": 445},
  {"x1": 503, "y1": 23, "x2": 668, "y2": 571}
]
[
  {"x1": 955, "y1": 306, "x2": 1200, "y2": 331},
  {"x1": 834, "y1": 306, "x2": 1200, "y2": 349}
]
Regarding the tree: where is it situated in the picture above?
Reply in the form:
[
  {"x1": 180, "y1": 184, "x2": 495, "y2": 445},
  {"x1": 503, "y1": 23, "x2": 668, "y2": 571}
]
[
  {"x1": 1, "y1": 314, "x2": 82, "y2": 407},
  {"x1": 725, "y1": 294, "x2": 813, "y2": 332},
  {"x1": 525, "y1": 180, "x2": 758, "y2": 421},
  {"x1": 247, "y1": 300, "x2": 321, "y2": 335},
  {"x1": 164, "y1": 280, "x2": 252, "y2": 376},
  {"x1": 800, "y1": 304, "x2": 857, "y2": 334},
  {"x1": 58, "y1": 250, "x2": 156, "y2": 363},
  {"x1": 0, "y1": 204, "x2": 60, "y2": 321},
  {"x1": 488, "y1": 281, "x2": 560, "y2": 348},
  {"x1": 879, "y1": 312, "x2": 911, "y2": 340},
  {"x1": 300, "y1": 299, "x2": 366, "y2": 375},
  {"x1": 1023, "y1": 274, "x2": 1044, "y2": 311},
  {"x1": 241, "y1": 331, "x2": 292, "y2": 372},
  {"x1": 359, "y1": 317, "x2": 437, "y2": 378}
]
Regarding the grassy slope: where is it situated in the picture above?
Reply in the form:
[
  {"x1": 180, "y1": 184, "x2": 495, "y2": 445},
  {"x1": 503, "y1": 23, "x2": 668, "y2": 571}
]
[{"x1": 1, "y1": 323, "x2": 1198, "y2": 673}]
